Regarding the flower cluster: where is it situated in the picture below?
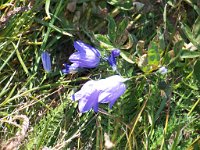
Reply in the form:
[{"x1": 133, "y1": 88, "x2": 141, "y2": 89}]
[{"x1": 41, "y1": 40, "x2": 126, "y2": 113}]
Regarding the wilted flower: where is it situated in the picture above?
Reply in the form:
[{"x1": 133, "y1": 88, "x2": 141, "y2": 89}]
[
  {"x1": 158, "y1": 66, "x2": 167, "y2": 75},
  {"x1": 41, "y1": 52, "x2": 51, "y2": 72},
  {"x1": 108, "y1": 49, "x2": 120, "y2": 71},
  {"x1": 69, "y1": 40, "x2": 101, "y2": 68},
  {"x1": 72, "y1": 75, "x2": 126, "y2": 113}
]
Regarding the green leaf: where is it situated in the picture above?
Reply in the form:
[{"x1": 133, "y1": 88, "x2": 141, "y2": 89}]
[
  {"x1": 147, "y1": 42, "x2": 160, "y2": 67},
  {"x1": 95, "y1": 34, "x2": 114, "y2": 50},
  {"x1": 158, "y1": 29, "x2": 165, "y2": 50},
  {"x1": 137, "y1": 54, "x2": 150, "y2": 73},
  {"x1": 181, "y1": 23, "x2": 200, "y2": 49},
  {"x1": 107, "y1": 0, "x2": 119, "y2": 5},
  {"x1": 34, "y1": 18, "x2": 73, "y2": 37},
  {"x1": 168, "y1": 41, "x2": 184, "y2": 64},
  {"x1": 154, "y1": 95, "x2": 167, "y2": 121},
  {"x1": 107, "y1": 15, "x2": 117, "y2": 43},
  {"x1": 117, "y1": 18, "x2": 128, "y2": 37},
  {"x1": 137, "y1": 42, "x2": 161, "y2": 73},
  {"x1": 15, "y1": 46, "x2": 29, "y2": 76},
  {"x1": 45, "y1": 0, "x2": 51, "y2": 19},
  {"x1": 192, "y1": 16, "x2": 200, "y2": 42},
  {"x1": 173, "y1": 41, "x2": 184, "y2": 56},
  {"x1": 107, "y1": 1, "x2": 133, "y2": 10},
  {"x1": 194, "y1": 60, "x2": 200, "y2": 83},
  {"x1": 120, "y1": 50, "x2": 135, "y2": 64},
  {"x1": 163, "y1": 4, "x2": 167, "y2": 30},
  {"x1": 180, "y1": 50, "x2": 200, "y2": 59}
]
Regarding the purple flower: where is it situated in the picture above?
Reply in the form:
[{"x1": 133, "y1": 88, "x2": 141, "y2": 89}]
[
  {"x1": 69, "y1": 40, "x2": 101, "y2": 68},
  {"x1": 108, "y1": 49, "x2": 120, "y2": 71},
  {"x1": 62, "y1": 63, "x2": 79, "y2": 74},
  {"x1": 158, "y1": 66, "x2": 167, "y2": 75},
  {"x1": 41, "y1": 52, "x2": 51, "y2": 72},
  {"x1": 72, "y1": 80, "x2": 99, "y2": 113},
  {"x1": 72, "y1": 75, "x2": 126, "y2": 113}
]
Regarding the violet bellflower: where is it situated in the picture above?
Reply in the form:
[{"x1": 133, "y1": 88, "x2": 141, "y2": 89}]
[
  {"x1": 108, "y1": 49, "x2": 120, "y2": 71},
  {"x1": 41, "y1": 52, "x2": 51, "y2": 72},
  {"x1": 62, "y1": 40, "x2": 101, "y2": 74},
  {"x1": 72, "y1": 75, "x2": 126, "y2": 113}
]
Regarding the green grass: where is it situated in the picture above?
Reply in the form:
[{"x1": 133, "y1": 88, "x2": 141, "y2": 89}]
[{"x1": 0, "y1": 0, "x2": 200, "y2": 149}]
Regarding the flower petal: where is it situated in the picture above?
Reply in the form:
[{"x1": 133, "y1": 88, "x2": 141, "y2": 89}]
[
  {"x1": 111, "y1": 49, "x2": 120, "y2": 57},
  {"x1": 74, "y1": 40, "x2": 101, "y2": 57},
  {"x1": 41, "y1": 52, "x2": 51, "y2": 72},
  {"x1": 68, "y1": 40, "x2": 101, "y2": 68},
  {"x1": 108, "y1": 49, "x2": 120, "y2": 71},
  {"x1": 62, "y1": 63, "x2": 79, "y2": 74},
  {"x1": 97, "y1": 75, "x2": 126, "y2": 106},
  {"x1": 158, "y1": 66, "x2": 168, "y2": 75},
  {"x1": 69, "y1": 52, "x2": 100, "y2": 68},
  {"x1": 98, "y1": 83, "x2": 126, "y2": 105},
  {"x1": 72, "y1": 80, "x2": 99, "y2": 113},
  {"x1": 78, "y1": 89, "x2": 99, "y2": 113},
  {"x1": 108, "y1": 54, "x2": 116, "y2": 70},
  {"x1": 72, "y1": 80, "x2": 96, "y2": 100},
  {"x1": 93, "y1": 101, "x2": 99, "y2": 112}
]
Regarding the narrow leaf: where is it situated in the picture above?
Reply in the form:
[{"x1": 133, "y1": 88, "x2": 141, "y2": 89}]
[
  {"x1": 120, "y1": 51, "x2": 135, "y2": 64},
  {"x1": 181, "y1": 23, "x2": 200, "y2": 49},
  {"x1": 107, "y1": 15, "x2": 117, "y2": 43},
  {"x1": 95, "y1": 34, "x2": 114, "y2": 50},
  {"x1": 192, "y1": 16, "x2": 200, "y2": 41},
  {"x1": 117, "y1": 17, "x2": 128, "y2": 37},
  {"x1": 45, "y1": 0, "x2": 51, "y2": 19},
  {"x1": 180, "y1": 50, "x2": 200, "y2": 59},
  {"x1": 194, "y1": 60, "x2": 200, "y2": 83},
  {"x1": 15, "y1": 47, "x2": 29, "y2": 75}
]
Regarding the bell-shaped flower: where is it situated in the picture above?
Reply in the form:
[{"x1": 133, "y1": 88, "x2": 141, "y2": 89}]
[
  {"x1": 41, "y1": 52, "x2": 51, "y2": 72},
  {"x1": 72, "y1": 75, "x2": 126, "y2": 113},
  {"x1": 108, "y1": 49, "x2": 120, "y2": 71},
  {"x1": 69, "y1": 40, "x2": 101, "y2": 68}
]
